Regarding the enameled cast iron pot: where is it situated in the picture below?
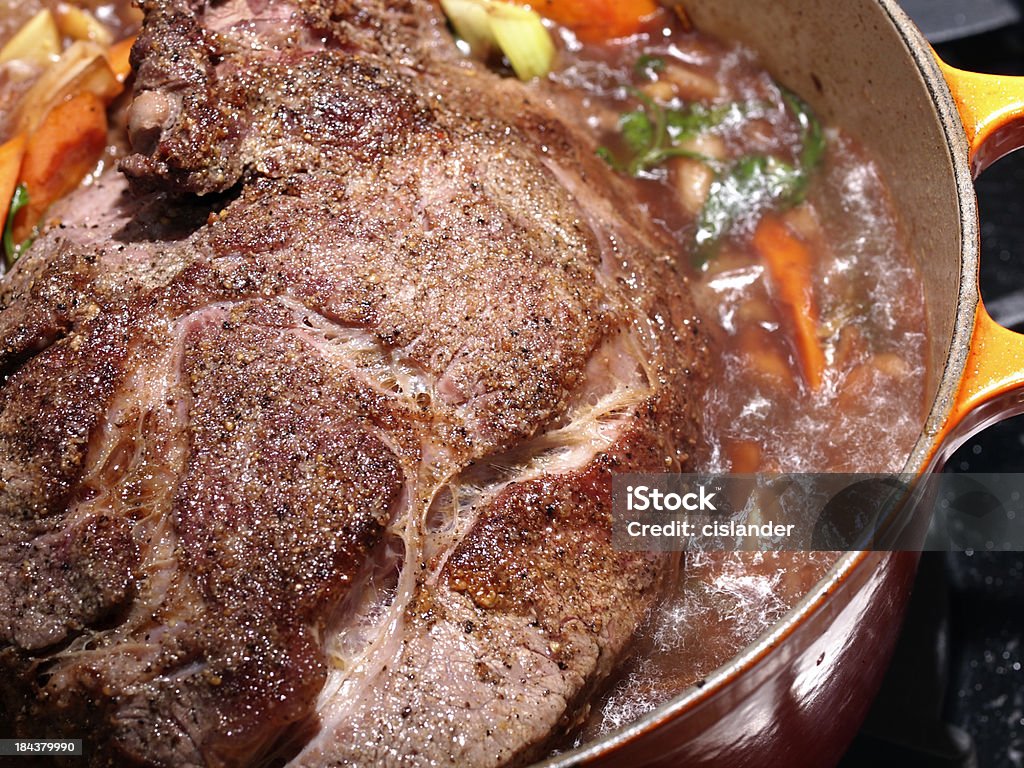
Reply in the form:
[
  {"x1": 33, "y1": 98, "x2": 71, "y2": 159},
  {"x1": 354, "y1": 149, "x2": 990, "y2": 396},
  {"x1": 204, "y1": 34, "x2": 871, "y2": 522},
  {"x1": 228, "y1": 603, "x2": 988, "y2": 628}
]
[{"x1": 536, "y1": 1, "x2": 1024, "y2": 766}]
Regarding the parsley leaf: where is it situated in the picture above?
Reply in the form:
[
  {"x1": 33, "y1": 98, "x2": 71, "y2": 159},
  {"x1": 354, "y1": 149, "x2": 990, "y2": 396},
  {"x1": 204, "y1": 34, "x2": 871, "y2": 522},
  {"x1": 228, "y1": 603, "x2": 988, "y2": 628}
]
[
  {"x1": 634, "y1": 54, "x2": 666, "y2": 80},
  {"x1": 2, "y1": 183, "x2": 30, "y2": 271},
  {"x1": 784, "y1": 88, "x2": 825, "y2": 196},
  {"x1": 693, "y1": 87, "x2": 825, "y2": 264},
  {"x1": 598, "y1": 88, "x2": 732, "y2": 177},
  {"x1": 665, "y1": 102, "x2": 732, "y2": 139},
  {"x1": 595, "y1": 57, "x2": 827, "y2": 266},
  {"x1": 695, "y1": 156, "x2": 802, "y2": 255},
  {"x1": 620, "y1": 109, "x2": 655, "y2": 154}
]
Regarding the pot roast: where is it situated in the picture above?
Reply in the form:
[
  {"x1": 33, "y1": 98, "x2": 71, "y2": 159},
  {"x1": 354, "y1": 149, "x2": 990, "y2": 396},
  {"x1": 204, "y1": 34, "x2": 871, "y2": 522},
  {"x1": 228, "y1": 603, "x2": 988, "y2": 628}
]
[{"x1": 0, "y1": 0, "x2": 707, "y2": 765}]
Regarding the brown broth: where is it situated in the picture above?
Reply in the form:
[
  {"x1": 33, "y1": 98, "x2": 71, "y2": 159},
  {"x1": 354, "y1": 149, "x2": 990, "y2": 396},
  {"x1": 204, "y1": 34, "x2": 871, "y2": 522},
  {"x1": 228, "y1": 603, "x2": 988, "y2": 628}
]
[{"x1": 549, "y1": 16, "x2": 927, "y2": 743}]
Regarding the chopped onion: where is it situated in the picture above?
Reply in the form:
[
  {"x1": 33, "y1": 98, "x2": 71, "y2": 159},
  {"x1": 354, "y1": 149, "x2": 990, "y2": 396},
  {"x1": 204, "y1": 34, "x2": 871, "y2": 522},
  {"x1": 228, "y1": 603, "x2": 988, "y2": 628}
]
[
  {"x1": 14, "y1": 42, "x2": 121, "y2": 134},
  {"x1": 0, "y1": 10, "x2": 61, "y2": 67},
  {"x1": 55, "y1": 4, "x2": 114, "y2": 47},
  {"x1": 440, "y1": 0, "x2": 555, "y2": 81}
]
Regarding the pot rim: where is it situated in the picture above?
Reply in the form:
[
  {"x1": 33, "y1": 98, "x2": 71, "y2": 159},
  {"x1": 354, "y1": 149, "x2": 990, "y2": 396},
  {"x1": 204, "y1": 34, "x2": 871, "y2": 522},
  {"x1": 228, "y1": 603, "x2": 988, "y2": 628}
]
[{"x1": 537, "y1": 1, "x2": 980, "y2": 764}]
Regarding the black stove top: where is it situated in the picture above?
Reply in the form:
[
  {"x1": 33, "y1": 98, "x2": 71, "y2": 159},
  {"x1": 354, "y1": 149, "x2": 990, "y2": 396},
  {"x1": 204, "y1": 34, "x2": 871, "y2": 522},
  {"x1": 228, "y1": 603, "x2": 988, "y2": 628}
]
[{"x1": 840, "y1": 11, "x2": 1024, "y2": 768}]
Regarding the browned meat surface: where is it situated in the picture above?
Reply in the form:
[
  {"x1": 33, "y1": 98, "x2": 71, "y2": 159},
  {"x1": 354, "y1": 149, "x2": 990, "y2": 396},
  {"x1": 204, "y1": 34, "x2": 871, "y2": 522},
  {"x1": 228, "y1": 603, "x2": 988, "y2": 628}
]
[{"x1": 0, "y1": 1, "x2": 707, "y2": 765}]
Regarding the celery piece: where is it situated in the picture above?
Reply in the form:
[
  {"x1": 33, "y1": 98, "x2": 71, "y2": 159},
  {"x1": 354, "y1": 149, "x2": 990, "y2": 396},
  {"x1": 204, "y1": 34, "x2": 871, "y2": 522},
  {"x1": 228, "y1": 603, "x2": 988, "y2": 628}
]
[
  {"x1": 441, "y1": 0, "x2": 555, "y2": 81},
  {"x1": 488, "y1": 3, "x2": 554, "y2": 81},
  {"x1": 440, "y1": 0, "x2": 496, "y2": 57}
]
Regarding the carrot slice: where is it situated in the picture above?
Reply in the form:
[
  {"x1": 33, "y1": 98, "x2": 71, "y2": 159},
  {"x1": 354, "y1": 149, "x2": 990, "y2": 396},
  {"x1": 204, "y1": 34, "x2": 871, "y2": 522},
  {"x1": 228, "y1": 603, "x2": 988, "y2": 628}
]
[
  {"x1": 526, "y1": 0, "x2": 658, "y2": 42},
  {"x1": 0, "y1": 134, "x2": 27, "y2": 238},
  {"x1": 106, "y1": 34, "x2": 137, "y2": 83},
  {"x1": 14, "y1": 92, "x2": 108, "y2": 242},
  {"x1": 753, "y1": 213, "x2": 827, "y2": 391},
  {"x1": 726, "y1": 439, "x2": 763, "y2": 474}
]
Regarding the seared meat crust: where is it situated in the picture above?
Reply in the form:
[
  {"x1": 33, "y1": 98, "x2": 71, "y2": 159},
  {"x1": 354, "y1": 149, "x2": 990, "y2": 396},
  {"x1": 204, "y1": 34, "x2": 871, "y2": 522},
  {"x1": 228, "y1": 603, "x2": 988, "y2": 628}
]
[{"x1": 0, "y1": 1, "x2": 707, "y2": 765}]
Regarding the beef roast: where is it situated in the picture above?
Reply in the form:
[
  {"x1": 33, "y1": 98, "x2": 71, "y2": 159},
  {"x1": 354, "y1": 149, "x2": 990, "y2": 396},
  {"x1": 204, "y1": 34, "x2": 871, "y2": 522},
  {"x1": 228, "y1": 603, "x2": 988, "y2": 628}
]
[{"x1": 0, "y1": 1, "x2": 708, "y2": 765}]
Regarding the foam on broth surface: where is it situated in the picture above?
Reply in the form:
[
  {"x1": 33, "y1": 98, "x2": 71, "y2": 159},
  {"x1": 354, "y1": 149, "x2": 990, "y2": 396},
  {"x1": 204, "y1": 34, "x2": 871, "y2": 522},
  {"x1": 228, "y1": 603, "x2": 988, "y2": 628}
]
[{"x1": 552, "y1": 18, "x2": 927, "y2": 741}]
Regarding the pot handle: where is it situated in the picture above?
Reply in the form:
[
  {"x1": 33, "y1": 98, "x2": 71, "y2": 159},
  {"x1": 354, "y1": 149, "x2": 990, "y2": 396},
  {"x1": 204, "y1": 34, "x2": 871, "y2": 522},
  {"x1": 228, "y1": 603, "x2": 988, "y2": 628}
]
[
  {"x1": 939, "y1": 61, "x2": 1024, "y2": 175},
  {"x1": 935, "y1": 59, "x2": 1024, "y2": 452}
]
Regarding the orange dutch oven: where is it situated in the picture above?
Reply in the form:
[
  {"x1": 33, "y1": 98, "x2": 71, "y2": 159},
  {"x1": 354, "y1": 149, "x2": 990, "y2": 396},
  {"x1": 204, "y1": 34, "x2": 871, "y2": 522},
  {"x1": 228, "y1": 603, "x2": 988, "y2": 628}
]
[{"x1": 536, "y1": 1, "x2": 1024, "y2": 766}]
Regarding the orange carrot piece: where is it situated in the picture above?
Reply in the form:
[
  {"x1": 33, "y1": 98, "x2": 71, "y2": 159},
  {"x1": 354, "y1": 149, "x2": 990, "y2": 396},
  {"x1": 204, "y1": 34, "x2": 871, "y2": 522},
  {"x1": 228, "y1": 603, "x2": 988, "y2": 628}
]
[
  {"x1": 726, "y1": 439, "x2": 763, "y2": 474},
  {"x1": 14, "y1": 92, "x2": 107, "y2": 242},
  {"x1": 15, "y1": 45, "x2": 122, "y2": 134},
  {"x1": 526, "y1": 0, "x2": 658, "y2": 42},
  {"x1": 106, "y1": 34, "x2": 137, "y2": 83},
  {"x1": 753, "y1": 214, "x2": 827, "y2": 391},
  {"x1": 0, "y1": 134, "x2": 27, "y2": 235}
]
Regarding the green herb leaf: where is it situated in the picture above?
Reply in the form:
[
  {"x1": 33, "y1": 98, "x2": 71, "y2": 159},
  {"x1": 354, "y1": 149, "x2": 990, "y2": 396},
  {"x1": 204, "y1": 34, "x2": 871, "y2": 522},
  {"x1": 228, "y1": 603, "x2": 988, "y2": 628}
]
[
  {"x1": 596, "y1": 62, "x2": 827, "y2": 265},
  {"x1": 692, "y1": 85, "x2": 826, "y2": 263},
  {"x1": 665, "y1": 102, "x2": 731, "y2": 140},
  {"x1": 595, "y1": 145, "x2": 625, "y2": 173},
  {"x1": 635, "y1": 54, "x2": 666, "y2": 80},
  {"x1": 694, "y1": 156, "x2": 801, "y2": 264},
  {"x1": 3, "y1": 183, "x2": 29, "y2": 271},
  {"x1": 783, "y1": 88, "x2": 825, "y2": 176},
  {"x1": 619, "y1": 110, "x2": 655, "y2": 154},
  {"x1": 597, "y1": 78, "x2": 734, "y2": 177}
]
